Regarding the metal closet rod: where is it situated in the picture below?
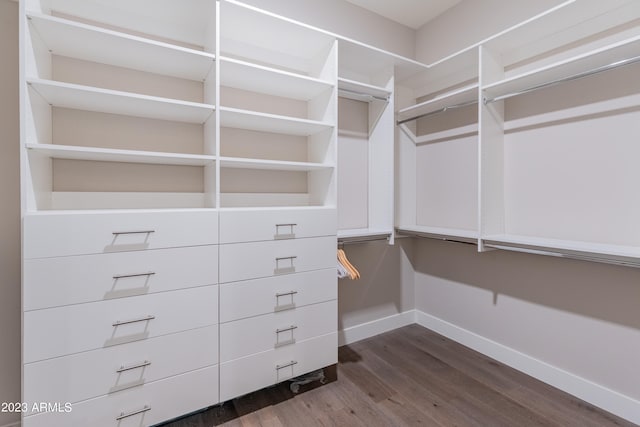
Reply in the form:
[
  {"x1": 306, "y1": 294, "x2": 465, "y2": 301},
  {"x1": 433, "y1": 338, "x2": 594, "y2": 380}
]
[
  {"x1": 484, "y1": 54, "x2": 640, "y2": 104},
  {"x1": 396, "y1": 99, "x2": 478, "y2": 125},
  {"x1": 338, "y1": 87, "x2": 389, "y2": 102}
]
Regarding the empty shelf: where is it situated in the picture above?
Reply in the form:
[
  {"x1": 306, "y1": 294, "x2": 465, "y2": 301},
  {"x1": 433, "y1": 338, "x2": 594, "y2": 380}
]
[
  {"x1": 220, "y1": 57, "x2": 333, "y2": 100},
  {"x1": 27, "y1": 12, "x2": 215, "y2": 81},
  {"x1": 397, "y1": 225, "x2": 478, "y2": 243},
  {"x1": 338, "y1": 78, "x2": 390, "y2": 101},
  {"x1": 26, "y1": 144, "x2": 216, "y2": 166},
  {"x1": 220, "y1": 157, "x2": 332, "y2": 172},
  {"x1": 219, "y1": 107, "x2": 333, "y2": 136},
  {"x1": 484, "y1": 35, "x2": 640, "y2": 102},
  {"x1": 397, "y1": 84, "x2": 479, "y2": 124},
  {"x1": 483, "y1": 234, "x2": 640, "y2": 265},
  {"x1": 27, "y1": 79, "x2": 215, "y2": 124}
]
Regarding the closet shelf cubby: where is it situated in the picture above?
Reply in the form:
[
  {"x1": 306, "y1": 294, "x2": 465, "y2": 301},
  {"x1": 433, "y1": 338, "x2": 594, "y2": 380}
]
[
  {"x1": 483, "y1": 35, "x2": 640, "y2": 103},
  {"x1": 26, "y1": 12, "x2": 215, "y2": 81},
  {"x1": 219, "y1": 157, "x2": 332, "y2": 172},
  {"x1": 220, "y1": 57, "x2": 333, "y2": 100},
  {"x1": 27, "y1": 78, "x2": 215, "y2": 124},
  {"x1": 219, "y1": 106, "x2": 333, "y2": 136},
  {"x1": 26, "y1": 144, "x2": 217, "y2": 166}
]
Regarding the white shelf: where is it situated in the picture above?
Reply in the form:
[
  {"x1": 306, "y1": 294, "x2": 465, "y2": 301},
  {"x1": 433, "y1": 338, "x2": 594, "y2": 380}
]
[
  {"x1": 220, "y1": 157, "x2": 332, "y2": 172},
  {"x1": 220, "y1": 0, "x2": 336, "y2": 75},
  {"x1": 397, "y1": 84, "x2": 479, "y2": 124},
  {"x1": 396, "y1": 225, "x2": 478, "y2": 243},
  {"x1": 26, "y1": 143, "x2": 216, "y2": 166},
  {"x1": 221, "y1": 193, "x2": 313, "y2": 208},
  {"x1": 338, "y1": 78, "x2": 390, "y2": 101},
  {"x1": 483, "y1": 35, "x2": 640, "y2": 102},
  {"x1": 338, "y1": 228, "x2": 392, "y2": 242},
  {"x1": 27, "y1": 78, "x2": 215, "y2": 124},
  {"x1": 220, "y1": 57, "x2": 333, "y2": 100},
  {"x1": 219, "y1": 107, "x2": 333, "y2": 136},
  {"x1": 482, "y1": 234, "x2": 640, "y2": 266},
  {"x1": 27, "y1": 12, "x2": 215, "y2": 81}
]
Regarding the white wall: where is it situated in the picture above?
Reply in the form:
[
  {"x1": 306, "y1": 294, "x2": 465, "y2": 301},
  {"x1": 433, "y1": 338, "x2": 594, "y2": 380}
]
[
  {"x1": 415, "y1": 0, "x2": 564, "y2": 64},
  {"x1": 0, "y1": 1, "x2": 21, "y2": 425},
  {"x1": 240, "y1": 0, "x2": 415, "y2": 58}
]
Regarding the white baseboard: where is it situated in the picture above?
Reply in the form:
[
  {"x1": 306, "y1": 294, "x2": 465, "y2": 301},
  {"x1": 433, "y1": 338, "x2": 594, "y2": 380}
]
[
  {"x1": 415, "y1": 310, "x2": 640, "y2": 425},
  {"x1": 338, "y1": 310, "x2": 416, "y2": 346}
]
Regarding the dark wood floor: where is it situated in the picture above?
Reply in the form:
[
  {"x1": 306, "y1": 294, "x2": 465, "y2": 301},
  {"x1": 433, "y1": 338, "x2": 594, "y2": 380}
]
[{"x1": 162, "y1": 324, "x2": 636, "y2": 427}]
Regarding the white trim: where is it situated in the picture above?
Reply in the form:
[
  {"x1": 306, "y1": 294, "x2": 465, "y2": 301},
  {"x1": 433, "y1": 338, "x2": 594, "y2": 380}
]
[
  {"x1": 414, "y1": 310, "x2": 640, "y2": 425},
  {"x1": 338, "y1": 310, "x2": 416, "y2": 346}
]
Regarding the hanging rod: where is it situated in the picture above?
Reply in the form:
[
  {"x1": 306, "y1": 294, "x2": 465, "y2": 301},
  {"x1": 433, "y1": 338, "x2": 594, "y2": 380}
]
[
  {"x1": 338, "y1": 87, "x2": 389, "y2": 102},
  {"x1": 396, "y1": 99, "x2": 478, "y2": 125},
  {"x1": 484, "y1": 54, "x2": 640, "y2": 104}
]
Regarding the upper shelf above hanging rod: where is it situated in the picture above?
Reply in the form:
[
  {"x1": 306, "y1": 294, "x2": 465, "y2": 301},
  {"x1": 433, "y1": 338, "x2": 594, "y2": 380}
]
[
  {"x1": 484, "y1": 53, "x2": 640, "y2": 104},
  {"x1": 396, "y1": 83, "x2": 478, "y2": 125},
  {"x1": 337, "y1": 77, "x2": 391, "y2": 103}
]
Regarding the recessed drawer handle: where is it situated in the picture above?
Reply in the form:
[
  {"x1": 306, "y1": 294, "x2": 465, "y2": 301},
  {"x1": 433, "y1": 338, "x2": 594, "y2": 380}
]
[
  {"x1": 113, "y1": 272, "x2": 156, "y2": 279},
  {"x1": 276, "y1": 325, "x2": 298, "y2": 334},
  {"x1": 276, "y1": 256, "x2": 297, "y2": 262},
  {"x1": 112, "y1": 315, "x2": 155, "y2": 327},
  {"x1": 275, "y1": 256, "x2": 297, "y2": 274},
  {"x1": 276, "y1": 360, "x2": 298, "y2": 370},
  {"x1": 116, "y1": 360, "x2": 151, "y2": 373},
  {"x1": 112, "y1": 230, "x2": 155, "y2": 235},
  {"x1": 116, "y1": 405, "x2": 151, "y2": 421}
]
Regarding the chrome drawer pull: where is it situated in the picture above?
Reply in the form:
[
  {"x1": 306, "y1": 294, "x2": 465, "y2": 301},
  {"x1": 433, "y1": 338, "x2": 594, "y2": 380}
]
[
  {"x1": 275, "y1": 223, "x2": 297, "y2": 240},
  {"x1": 275, "y1": 256, "x2": 297, "y2": 262},
  {"x1": 116, "y1": 360, "x2": 151, "y2": 373},
  {"x1": 276, "y1": 360, "x2": 298, "y2": 370},
  {"x1": 276, "y1": 325, "x2": 298, "y2": 334},
  {"x1": 112, "y1": 315, "x2": 155, "y2": 327},
  {"x1": 116, "y1": 405, "x2": 151, "y2": 421},
  {"x1": 113, "y1": 272, "x2": 156, "y2": 279},
  {"x1": 275, "y1": 291, "x2": 298, "y2": 298},
  {"x1": 112, "y1": 230, "x2": 155, "y2": 235}
]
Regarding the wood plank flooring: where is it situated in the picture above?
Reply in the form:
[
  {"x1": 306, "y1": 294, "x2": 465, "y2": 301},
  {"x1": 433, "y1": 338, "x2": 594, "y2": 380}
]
[{"x1": 161, "y1": 324, "x2": 636, "y2": 427}]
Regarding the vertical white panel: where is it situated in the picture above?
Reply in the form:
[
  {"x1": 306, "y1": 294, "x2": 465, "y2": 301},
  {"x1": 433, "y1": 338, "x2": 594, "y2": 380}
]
[
  {"x1": 478, "y1": 45, "x2": 505, "y2": 250},
  {"x1": 395, "y1": 84, "x2": 417, "y2": 228}
]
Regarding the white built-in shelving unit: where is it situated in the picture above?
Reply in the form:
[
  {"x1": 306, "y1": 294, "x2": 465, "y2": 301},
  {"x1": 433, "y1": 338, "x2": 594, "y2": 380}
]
[{"x1": 396, "y1": 0, "x2": 640, "y2": 267}]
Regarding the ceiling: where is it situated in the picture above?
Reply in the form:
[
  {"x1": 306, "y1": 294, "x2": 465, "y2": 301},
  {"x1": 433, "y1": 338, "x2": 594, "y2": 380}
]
[{"x1": 344, "y1": 0, "x2": 462, "y2": 29}]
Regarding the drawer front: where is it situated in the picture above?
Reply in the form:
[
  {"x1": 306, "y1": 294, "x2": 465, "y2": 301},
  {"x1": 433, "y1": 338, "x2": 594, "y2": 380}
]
[
  {"x1": 24, "y1": 325, "x2": 218, "y2": 405},
  {"x1": 219, "y1": 236, "x2": 336, "y2": 283},
  {"x1": 219, "y1": 208, "x2": 336, "y2": 243},
  {"x1": 220, "y1": 268, "x2": 336, "y2": 323},
  {"x1": 220, "y1": 332, "x2": 337, "y2": 402},
  {"x1": 24, "y1": 245, "x2": 218, "y2": 311},
  {"x1": 23, "y1": 365, "x2": 218, "y2": 427},
  {"x1": 24, "y1": 285, "x2": 218, "y2": 363},
  {"x1": 24, "y1": 210, "x2": 218, "y2": 259},
  {"x1": 220, "y1": 300, "x2": 336, "y2": 362}
]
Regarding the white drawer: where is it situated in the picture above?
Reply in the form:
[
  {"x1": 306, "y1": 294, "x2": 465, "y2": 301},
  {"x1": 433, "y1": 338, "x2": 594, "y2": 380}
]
[
  {"x1": 219, "y1": 208, "x2": 336, "y2": 243},
  {"x1": 220, "y1": 300, "x2": 336, "y2": 362},
  {"x1": 220, "y1": 332, "x2": 337, "y2": 402},
  {"x1": 219, "y1": 236, "x2": 336, "y2": 283},
  {"x1": 22, "y1": 365, "x2": 218, "y2": 427},
  {"x1": 24, "y1": 210, "x2": 218, "y2": 259},
  {"x1": 24, "y1": 325, "x2": 217, "y2": 405},
  {"x1": 24, "y1": 285, "x2": 218, "y2": 363},
  {"x1": 24, "y1": 245, "x2": 218, "y2": 311},
  {"x1": 220, "y1": 268, "x2": 336, "y2": 323}
]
